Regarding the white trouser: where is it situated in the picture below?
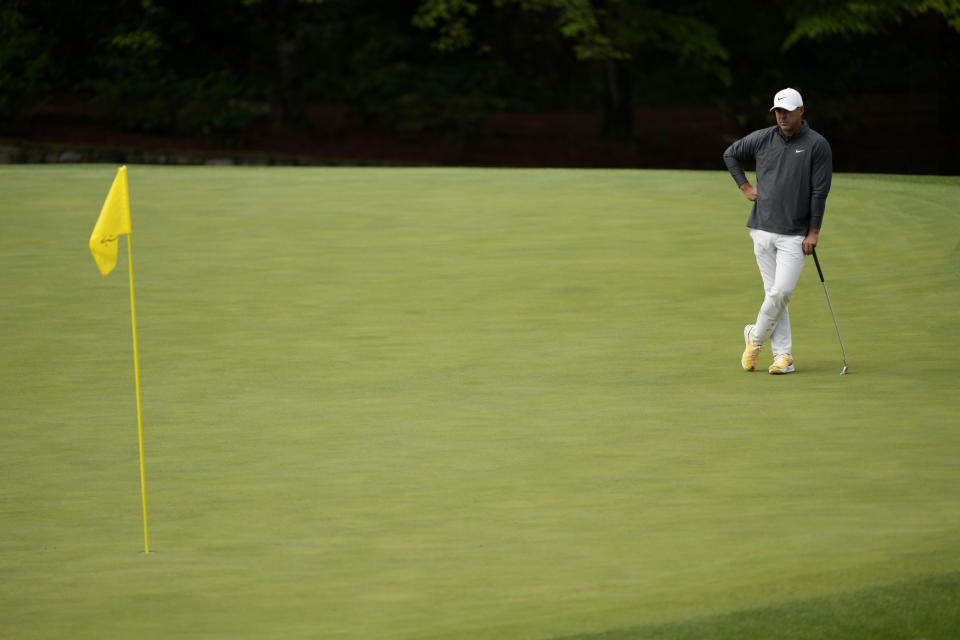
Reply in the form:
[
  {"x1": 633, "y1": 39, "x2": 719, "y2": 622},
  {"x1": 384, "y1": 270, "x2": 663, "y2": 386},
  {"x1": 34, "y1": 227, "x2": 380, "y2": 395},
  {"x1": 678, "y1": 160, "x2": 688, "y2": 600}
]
[{"x1": 750, "y1": 229, "x2": 806, "y2": 356}]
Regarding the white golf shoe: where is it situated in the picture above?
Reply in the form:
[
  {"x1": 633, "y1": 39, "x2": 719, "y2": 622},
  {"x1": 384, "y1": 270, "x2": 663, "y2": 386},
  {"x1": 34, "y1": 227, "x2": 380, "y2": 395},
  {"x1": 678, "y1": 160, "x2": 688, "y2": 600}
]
[{"x1": 769, "y1": 353, "x2": 795, "y2": 374}]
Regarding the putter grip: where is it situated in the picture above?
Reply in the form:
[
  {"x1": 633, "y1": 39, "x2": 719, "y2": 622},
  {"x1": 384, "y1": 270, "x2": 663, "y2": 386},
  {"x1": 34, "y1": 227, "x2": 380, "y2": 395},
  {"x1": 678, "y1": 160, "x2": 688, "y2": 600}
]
[{"x1": 812, "y1": 249, "x2": 825, "y2": 282}]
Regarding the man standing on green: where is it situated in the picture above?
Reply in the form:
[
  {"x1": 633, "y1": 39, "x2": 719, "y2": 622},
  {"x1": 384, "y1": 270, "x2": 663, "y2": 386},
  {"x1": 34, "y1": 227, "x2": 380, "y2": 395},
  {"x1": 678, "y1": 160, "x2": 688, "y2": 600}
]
[{"x1": 723, "y1": 88, "x2": 833, "y2": 374}]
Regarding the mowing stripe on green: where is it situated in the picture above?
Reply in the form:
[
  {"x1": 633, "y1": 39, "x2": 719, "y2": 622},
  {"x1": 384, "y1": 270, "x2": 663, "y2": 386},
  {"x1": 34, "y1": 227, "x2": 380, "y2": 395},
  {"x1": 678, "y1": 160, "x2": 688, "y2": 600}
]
[{"x1": 553, "y1": 572, "x2": 960, "y2": 640}]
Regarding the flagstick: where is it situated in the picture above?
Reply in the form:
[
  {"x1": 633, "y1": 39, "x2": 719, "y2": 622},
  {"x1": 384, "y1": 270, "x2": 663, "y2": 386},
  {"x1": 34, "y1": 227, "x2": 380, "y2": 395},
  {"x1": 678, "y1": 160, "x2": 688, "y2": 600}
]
[{"x1": 127, "y1": 234, "x2": 150, "y2": 554}]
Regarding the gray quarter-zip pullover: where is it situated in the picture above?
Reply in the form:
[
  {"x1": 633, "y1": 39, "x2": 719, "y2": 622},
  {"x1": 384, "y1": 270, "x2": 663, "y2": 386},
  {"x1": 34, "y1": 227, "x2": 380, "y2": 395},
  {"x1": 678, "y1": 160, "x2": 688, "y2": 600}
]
[{"x1": 723, "y1": 122, "x2": 832, "y2": 235}]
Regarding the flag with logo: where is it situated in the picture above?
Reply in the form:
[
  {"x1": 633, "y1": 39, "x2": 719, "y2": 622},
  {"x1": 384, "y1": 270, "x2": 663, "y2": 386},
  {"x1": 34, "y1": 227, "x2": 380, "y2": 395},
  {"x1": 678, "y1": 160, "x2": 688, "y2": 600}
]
[{"x1": 89, "y1": 166, "x2": 132, "y2": 276}]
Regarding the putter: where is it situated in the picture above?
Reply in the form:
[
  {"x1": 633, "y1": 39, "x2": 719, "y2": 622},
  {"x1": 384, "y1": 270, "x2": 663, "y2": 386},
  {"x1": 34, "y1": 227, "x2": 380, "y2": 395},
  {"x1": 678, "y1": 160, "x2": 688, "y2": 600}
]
[{"x1": 811, "y1": 249, "x2": 849, "y2": 375}]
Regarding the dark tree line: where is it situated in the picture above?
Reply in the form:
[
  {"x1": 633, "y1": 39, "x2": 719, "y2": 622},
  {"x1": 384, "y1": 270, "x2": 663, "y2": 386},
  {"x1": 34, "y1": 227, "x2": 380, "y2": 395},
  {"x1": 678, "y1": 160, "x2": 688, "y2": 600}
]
[{"x1": 1, "y1": 0, "x2": 958, "y2": 151}]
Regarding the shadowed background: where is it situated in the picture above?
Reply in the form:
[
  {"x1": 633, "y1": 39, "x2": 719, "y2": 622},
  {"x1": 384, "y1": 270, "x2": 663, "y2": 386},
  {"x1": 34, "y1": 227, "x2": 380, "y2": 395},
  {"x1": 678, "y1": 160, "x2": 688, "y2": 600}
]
[{"x1": 1, "y1": 0, "x2": 958, "y2": 172}]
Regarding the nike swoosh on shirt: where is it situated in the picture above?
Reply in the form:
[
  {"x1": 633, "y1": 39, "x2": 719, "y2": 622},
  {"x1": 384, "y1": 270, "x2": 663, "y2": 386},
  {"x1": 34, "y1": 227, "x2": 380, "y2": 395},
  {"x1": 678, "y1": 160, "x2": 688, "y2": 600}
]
[{"x1": 795, "y1": 149, "x2": 805, "y2": 154}]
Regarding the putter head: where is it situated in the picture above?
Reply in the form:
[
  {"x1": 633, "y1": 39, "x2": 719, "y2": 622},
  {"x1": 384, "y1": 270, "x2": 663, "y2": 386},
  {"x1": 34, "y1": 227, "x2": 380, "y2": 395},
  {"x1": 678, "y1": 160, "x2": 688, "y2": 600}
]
[{"x1": 840, "y1": 365, "x2": 849, "y2": 375}]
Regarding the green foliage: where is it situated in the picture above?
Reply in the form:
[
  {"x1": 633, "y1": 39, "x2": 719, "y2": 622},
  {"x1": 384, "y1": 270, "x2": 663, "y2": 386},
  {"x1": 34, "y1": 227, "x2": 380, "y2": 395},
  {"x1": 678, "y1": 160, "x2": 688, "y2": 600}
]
[
  {"x1": 618, "y1": 6, "x2": 730, "y2": 85},
  {"x1": 178, "y1": 72, "x2": 267, "y2": 146},
  {"x1": 83, "y1": 26, "x2": 180, "y2": 133},
  {"x1": 513, "y1": 0, "x2": 626, "y2": 61},
  {"x1": 416, "y1": 0, "x2": 728, "y2": 72},
  {"x1": 784, "y1": 0, "x2": 960, "y2": 49},
  {"x1": 412, "y1": 0, "x2": 479, "y2": 52},
  {"x1": 410, "y1": 0, "x2": 732, "y2": 140},
  {"x1": 414, "y1": 0, "x2": 627, "y2": 60},
  {"x1": 110, "y1": 28, "x2": 163, "y2": 52},
  {"x1": 343, "y1": 32, "x2": 489, "y2": 136},
  {"x1": 78, "y1": 4, "x2": 265, "y2": 141},
  {"x1": 0, "y1": 2, "x2": 52, "y2": 128},
  {"x1": 85, "y1": 49, "x2": 261, "y2": 142}
]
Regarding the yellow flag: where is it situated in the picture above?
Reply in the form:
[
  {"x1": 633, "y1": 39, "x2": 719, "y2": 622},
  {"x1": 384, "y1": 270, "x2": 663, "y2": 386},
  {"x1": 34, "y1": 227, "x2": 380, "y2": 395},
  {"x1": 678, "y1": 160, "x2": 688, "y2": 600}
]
[{"x1": 89, "y1": 166, "x2": 132, "y2": 276}]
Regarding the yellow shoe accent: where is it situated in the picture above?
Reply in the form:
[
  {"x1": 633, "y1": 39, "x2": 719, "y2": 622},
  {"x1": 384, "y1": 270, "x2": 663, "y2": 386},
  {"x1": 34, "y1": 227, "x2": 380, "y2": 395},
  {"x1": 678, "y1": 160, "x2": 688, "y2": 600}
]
[
  {"x1": 769, "y1": 354, "x2": 795, "y2": 374},
  {"x1": 741, "y1": 324, "x2": 761, "y2": 371}
]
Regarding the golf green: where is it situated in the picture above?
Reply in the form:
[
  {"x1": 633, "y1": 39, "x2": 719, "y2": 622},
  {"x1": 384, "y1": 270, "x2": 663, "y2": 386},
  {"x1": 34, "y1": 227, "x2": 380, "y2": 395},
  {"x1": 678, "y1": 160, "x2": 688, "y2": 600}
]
[{"x1": 1, "y1": 166, "x2": 958, "y2": 639}]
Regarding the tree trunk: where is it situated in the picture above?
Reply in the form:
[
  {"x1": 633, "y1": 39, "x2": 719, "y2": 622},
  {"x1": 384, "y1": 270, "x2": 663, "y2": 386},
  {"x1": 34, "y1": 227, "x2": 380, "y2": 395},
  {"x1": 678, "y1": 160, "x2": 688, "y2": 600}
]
[
  {"x1": 272, "y1": 0, "x2": 307, "y2": 128},
  {"x1": 601, "y1": 60, "x2": 634, "y2": 139}
]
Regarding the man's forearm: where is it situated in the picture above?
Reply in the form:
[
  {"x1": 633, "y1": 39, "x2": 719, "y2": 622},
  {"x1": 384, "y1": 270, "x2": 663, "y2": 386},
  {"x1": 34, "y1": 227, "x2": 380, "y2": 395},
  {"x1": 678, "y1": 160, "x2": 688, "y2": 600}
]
[
  {"x1": 723, "y1": 144, "x2": 748, "y2": 186},
  {"x1": 809, "y1": 197, "x2": 827, "y2": 229}
]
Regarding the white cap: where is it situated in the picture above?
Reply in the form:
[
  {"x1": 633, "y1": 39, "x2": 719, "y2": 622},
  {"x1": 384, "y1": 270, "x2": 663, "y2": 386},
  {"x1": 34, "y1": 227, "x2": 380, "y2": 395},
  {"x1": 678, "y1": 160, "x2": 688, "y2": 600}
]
[{"x1": 770, "y1": 88, "x2": 803, "y2": 111}]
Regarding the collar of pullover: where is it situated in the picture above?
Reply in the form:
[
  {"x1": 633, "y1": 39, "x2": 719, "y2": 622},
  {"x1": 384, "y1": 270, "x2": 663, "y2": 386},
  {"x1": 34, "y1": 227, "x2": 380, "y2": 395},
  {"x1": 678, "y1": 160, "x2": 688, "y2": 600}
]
[{"x1": 779, "y1": 121, "x2": 808, "y2": 142}]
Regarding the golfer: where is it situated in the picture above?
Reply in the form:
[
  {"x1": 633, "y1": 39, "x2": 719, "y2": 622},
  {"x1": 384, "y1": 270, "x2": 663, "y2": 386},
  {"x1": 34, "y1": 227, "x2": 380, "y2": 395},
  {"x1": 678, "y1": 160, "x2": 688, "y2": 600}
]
[{"x1": 723, "y1": 87, "x2": 833, "y2": 374}]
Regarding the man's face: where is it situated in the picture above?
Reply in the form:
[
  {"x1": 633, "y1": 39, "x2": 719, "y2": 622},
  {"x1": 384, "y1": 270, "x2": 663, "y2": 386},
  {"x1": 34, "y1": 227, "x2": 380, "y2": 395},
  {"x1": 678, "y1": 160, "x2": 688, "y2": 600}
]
[{"x1": 774, "y1": 106, "x2": 804, "y2": 136}]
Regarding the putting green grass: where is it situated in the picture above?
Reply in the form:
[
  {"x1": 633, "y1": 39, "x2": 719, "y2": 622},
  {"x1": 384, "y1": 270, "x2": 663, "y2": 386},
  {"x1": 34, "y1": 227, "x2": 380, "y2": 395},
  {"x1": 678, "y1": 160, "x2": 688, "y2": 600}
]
[{"x1": 1, "y1": 165, "x2": 958, "y2": 639}]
